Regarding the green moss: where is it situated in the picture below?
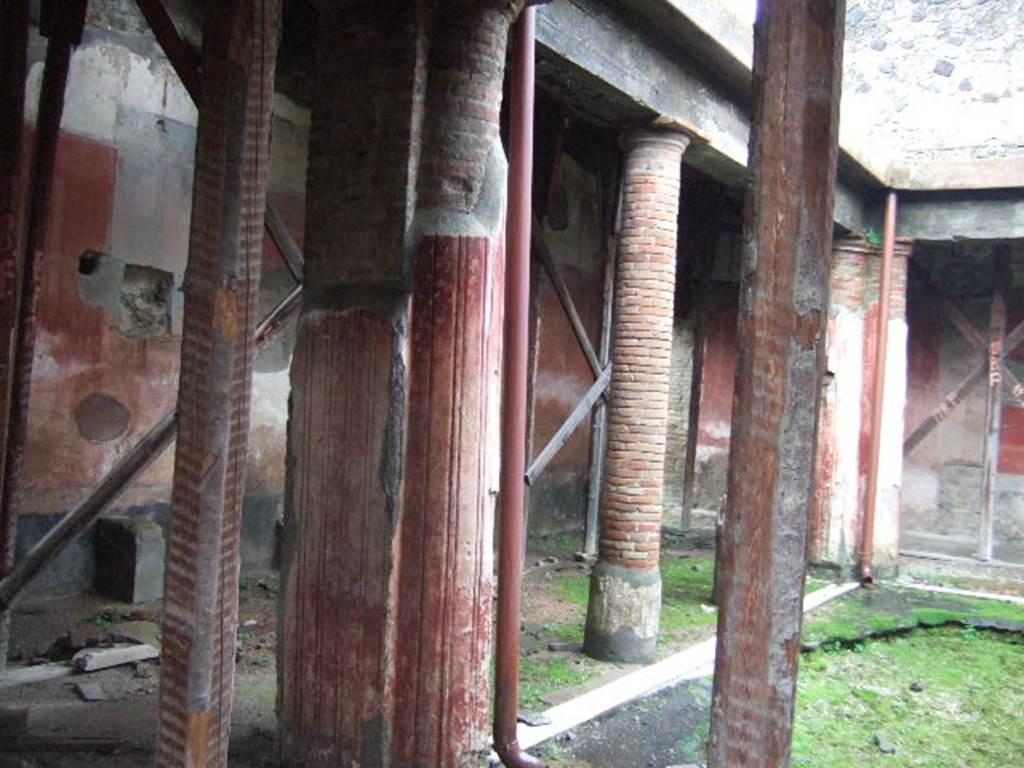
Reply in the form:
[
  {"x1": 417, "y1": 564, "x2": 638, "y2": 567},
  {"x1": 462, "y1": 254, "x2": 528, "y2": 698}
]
[
  {"x1": 793, "y1": 627, "x2": 1024, "y2": 767},
  {"x1": 803, "y1": 585, "x2": 1024, "y2": 645},
  {"x1": 556, "y1": 572, "x2": 591, "y2": 607}
]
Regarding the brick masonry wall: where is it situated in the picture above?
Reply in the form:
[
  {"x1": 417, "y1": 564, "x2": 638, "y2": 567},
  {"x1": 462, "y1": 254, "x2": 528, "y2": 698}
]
[
  {"x1": 599, "y1": 128, "x2": 689, "y2": 570},
  {"x1": 663, "y1": 316, "x2": 695, "y2": 522}
]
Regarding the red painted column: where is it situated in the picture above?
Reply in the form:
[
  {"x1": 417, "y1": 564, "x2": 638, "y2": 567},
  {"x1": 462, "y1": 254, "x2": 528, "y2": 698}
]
[
  {"x1": 583, "y1": 127, "x2": 690, "y2": 663},
  {"x1": 708, "y1": 1, "x2": 845, "y2": 766},
  {"x1": 154, "y1": 2, "x2": 280, "y2": 766},
  {"x1": 0, "y1": 0, "x2": 30, "y2": 672},
  {"x1": 277, "y1": 3, "x2": 519, "y2": 765}
]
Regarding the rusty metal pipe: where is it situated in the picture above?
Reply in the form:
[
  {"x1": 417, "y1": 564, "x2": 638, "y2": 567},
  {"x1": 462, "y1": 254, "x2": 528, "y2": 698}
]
[
  {"x1": 861, "y1": 191, "x2": 897, "y2": 583},
  {"x1": 0, "y1": 285, "x2": 300, "y2": 610},
  {"x1": 494, "y1": 7, "x2": 544, "y2": 768}
]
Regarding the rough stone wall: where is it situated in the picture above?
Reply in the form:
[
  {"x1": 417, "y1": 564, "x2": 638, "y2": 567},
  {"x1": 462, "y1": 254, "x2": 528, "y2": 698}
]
[
  {"x1": 843, "y1": 0, "x2": 1024, "y2": 164},
  {"x1": 14, "y1": 0, "x2": 308, "y2": 597}
]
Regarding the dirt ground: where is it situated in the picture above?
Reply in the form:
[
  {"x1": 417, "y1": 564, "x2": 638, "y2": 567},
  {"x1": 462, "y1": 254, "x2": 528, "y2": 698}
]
[{"x1": 3, "y1": 528, "x2": 1022, "y2": 768}]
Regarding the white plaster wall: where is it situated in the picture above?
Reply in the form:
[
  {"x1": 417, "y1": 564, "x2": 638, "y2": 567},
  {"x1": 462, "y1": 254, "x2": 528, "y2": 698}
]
[
  {"x1": 823, "y1": 307, "x2": 866, "y2": 568},
  {"x1": 874, "y1": 318, "x2": 908, "y2": 568}
]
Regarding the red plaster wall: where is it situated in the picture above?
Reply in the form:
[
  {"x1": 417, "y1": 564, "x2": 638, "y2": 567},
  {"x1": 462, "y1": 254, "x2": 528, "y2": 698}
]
[
  {"x1": 20, "y1": 129, "x2": 301, "y2": 518},
  {"x1": 24, "y1": 131, "x2": 182, "y2": 512},
  {"x1": 1000, "y1": 405, "x2": 1024, "y2": 475},
  {"x1": 697, "y1": 285, "x2": 739, "y2": 450}
]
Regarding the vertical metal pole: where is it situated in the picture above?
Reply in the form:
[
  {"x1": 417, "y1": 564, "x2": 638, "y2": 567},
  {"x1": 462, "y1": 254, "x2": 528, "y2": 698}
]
[
  {"x1": 0, "y1": 0, "x2": 86, "y2": 670},
  {"x1": 979, "y1": 246, "x2": 1009, "y2": 562},
  {"x1": 708, "y1": 1, "x2": 846, "y2": 765},
  {"x1": 154, "y1": 2, "x2": 279, "y2": 766},
  {"x1": 860, "y1": 191, "x2": 897, "y2": 581},
  {"x1": 0, "y1": 0, "x2": 31, "y2": 673},
  {"x1": 494, "y1": 7, "x2": 544, "y2": 768}
]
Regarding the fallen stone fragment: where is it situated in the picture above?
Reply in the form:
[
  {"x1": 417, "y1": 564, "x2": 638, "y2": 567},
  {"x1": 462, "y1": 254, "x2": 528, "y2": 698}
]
[
  {"x1": 72, "y1": 643, "x2": 159, "y2": 673},
  {"x1": 874, "y1": 732, "x2": 897, "y2": 754},
  {"x1": 517, "y1": 711, "x2": 553, "y2": 727},
  {"x1": 547, "y1": 641, "x2": 582, "y2": 653},
  {"x1": 73, "y1": 681, "x2": 107, "y2": 702}
]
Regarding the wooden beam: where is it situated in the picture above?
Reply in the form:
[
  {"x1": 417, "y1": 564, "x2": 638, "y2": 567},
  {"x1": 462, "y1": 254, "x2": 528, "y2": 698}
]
[
  {"x1": 264, "y1": 198, "x2": 304, "y2": 282},
  {"x1": 903, "y1": 318, "x2": 1024, "y2": 456},
  {"x1": 979, "y1": 248, "x2": 1009, "y2": 561},
  {"x1": 526, "y1": 365, "x2": 611, "y2": 486},
  {"x1": 0, "y1": 0, "x2": 86, "y2": 672},
  {"x1": 909, "y1": 260, "x2": 986, "y2": 349},
  {"x1": 532, "y1": 215, "x2": 603, "y2": 379},
  {"x1": 681, "y1": 305, "x2": 706, "y2": 525},
  {"x1": 709, "y1": 2, "x2": 845, "y2": 766},
  {"x1": 0, "y1": 0, "x2": 31, "y2": 674}
]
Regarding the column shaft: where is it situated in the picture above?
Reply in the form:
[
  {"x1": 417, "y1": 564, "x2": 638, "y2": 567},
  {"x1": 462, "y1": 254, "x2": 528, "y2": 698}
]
[
  {"x1": 584, "y1": 128, "x2": 688, "y2": 663},
  {"x1": 277, "y1": 3, "x2": 517, "y2": 765}
]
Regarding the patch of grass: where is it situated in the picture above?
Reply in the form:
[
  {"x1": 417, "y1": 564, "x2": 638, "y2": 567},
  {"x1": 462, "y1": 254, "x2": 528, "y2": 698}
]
[
  {"x1": 793, "y1": 626, "x2": 1024, "y2": 767},
  {"x1": 520, "y1": 655, "x2": 602, "y2": 711},
  {"x1": 556, "y1": 572, "x2": 591, "y2": 607},
  {"x1": 660, "y1": 556, "x2": 718, "y2": 635}
]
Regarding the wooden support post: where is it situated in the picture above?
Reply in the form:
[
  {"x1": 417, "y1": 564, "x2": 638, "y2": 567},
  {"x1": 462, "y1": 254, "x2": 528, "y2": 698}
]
[
  {"x1": 979, "y1": 247, "x2": 1009, "y2": 562},
  {"x1": 532, "y1": 218, "x2": 603, "y2": 379},
  {"x1": 584, "y1": 234, "x2": 617, "y2": 554},
  {"x1": 154, "y1": 3, "x2": 280, "y2": 766},
  {"x1": 527, "y1": 365, "x2": 611, "y2": 485},
  {"x1": 678, "y1": 180, "x2": 722, "y2": 529},
  {"x1": 0, "y1": 0, "x2": 86, "y2": 672},
  {"x1": 708, "y1": 2, "x2": 845, "y2": 766},
  {"x1": 0, "y1": 0, "x2": 31, "y2": 673},
  {"x1": 681, "y1": 300, "x2": 707, "y2": 526}
]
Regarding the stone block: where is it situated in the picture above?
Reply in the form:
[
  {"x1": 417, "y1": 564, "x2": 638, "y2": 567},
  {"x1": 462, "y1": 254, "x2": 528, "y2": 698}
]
[{"x1": 94, "y1": 516, "x2": 164, "y2": 604}]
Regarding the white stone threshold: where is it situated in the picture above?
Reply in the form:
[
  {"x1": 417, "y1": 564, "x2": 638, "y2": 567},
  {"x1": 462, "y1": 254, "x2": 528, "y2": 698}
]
[
  {"x1": 513, "y1": 580, "x2": 860, "y2": 752},
  {"x1": 898, "y1": 580, "x2": 1024, "y2": 607}
]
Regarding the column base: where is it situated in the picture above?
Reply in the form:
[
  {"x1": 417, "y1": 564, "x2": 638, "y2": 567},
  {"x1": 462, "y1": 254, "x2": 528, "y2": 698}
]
[{"x1": 583, "y1": 561, "x2": 661, "y2": 663}]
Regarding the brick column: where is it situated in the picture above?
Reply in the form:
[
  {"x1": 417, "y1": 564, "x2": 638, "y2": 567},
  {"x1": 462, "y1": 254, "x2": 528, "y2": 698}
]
[
  {"x1": 583, "y1": 127, "x2": 689, "y2": 663},
  {"x1": 277, "y1": 3, "x2": 519, "y2": 766}
]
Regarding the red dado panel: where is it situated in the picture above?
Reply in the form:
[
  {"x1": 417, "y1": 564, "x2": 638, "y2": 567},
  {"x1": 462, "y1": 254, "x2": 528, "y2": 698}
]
[
  {"x1": 1000, "y1": 405, "x2": 1024, "y2": 475},
  {"x1": 697, "y1": 285, "x2": 739, "y2": 449}
]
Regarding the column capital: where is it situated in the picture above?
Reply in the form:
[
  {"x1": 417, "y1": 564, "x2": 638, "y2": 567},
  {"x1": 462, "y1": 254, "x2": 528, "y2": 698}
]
[{"x1": 619, "y1": 121, "x2": 695, "y2": 155}]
